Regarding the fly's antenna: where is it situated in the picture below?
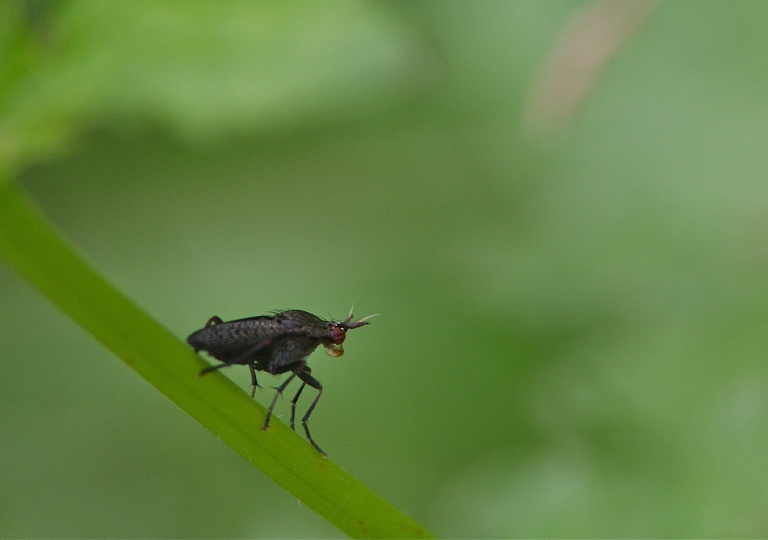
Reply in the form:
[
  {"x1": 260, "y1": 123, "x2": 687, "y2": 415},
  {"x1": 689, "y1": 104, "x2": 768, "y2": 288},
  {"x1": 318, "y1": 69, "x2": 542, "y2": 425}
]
[{"x1": 341, "y1": 304, "x2": 379, "y2": 328}]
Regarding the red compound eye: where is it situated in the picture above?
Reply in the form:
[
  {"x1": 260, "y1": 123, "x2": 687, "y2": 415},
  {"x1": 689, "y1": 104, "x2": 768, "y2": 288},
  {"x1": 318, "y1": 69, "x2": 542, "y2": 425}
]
[{"x1": 330, "y1": 325, "x2": 346, "y2": 344}]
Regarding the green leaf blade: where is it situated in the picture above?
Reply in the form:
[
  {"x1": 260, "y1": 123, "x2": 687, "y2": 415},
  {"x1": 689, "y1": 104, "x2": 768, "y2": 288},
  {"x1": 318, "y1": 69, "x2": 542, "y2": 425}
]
[{"x1": 0, "y1": 179, "x2": 434, "y2": 539}]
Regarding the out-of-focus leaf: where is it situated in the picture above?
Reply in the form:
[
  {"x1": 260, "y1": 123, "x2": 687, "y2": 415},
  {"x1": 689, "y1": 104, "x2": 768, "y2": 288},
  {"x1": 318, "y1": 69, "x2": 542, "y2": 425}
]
[{"x1": 0, "y1": 0, "x2": 435, "y2": 169}]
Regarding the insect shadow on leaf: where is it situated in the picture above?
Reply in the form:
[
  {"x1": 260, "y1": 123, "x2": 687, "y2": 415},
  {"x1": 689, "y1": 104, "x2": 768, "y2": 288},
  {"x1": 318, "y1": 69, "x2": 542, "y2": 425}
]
[{"x1": 187, "y1": 307, "x2": 377, "y2": 455}]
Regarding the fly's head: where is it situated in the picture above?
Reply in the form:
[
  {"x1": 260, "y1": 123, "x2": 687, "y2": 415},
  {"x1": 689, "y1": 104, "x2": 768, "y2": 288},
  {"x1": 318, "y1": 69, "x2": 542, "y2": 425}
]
[{"x1": 322, "y1": 307, "x2": 378, "y2": 357}]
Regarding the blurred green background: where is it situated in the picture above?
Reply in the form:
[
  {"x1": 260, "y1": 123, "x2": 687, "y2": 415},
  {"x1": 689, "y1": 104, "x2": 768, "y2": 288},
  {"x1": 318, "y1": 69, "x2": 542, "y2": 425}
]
[{"x1": 3, "y1": 0, "x2": 768, "y2": 537}]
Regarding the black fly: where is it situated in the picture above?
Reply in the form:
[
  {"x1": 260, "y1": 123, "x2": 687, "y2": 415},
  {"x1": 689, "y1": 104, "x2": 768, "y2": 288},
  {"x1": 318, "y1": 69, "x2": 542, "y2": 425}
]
[{"x1": 187, "y1": 307, "x2": 375, "y2": 455}]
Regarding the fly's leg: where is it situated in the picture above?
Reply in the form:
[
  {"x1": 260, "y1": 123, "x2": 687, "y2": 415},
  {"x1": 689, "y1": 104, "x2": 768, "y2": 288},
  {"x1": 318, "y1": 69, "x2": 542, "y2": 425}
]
[
  {"x1": 204, "y1": 316, "x2": 223, "y2": 328},
  {"x1": 229, "y1": 339, "x2": 271, "y2": 366},
  {"x1": 296, "y1": 367, "x2": 325, "y2": 456},
  {"x1": 262, "y1": 373, "x2": 296, "y2": 431},
  {"x1": 200, "y1": 339, "x2": 272, "y2": 379},
  {"x1": 199, "y1": 362, "x2": 228, "y2": 376},
  {"x1": 289, "y1": 382, "x2": 307, "y2": 430},
  {"x1": 248, "y1": 363, "x2": 262, "y2": 398},
  {"x1": 191, "y1": 316, "x2": 224, "y2": 353}
]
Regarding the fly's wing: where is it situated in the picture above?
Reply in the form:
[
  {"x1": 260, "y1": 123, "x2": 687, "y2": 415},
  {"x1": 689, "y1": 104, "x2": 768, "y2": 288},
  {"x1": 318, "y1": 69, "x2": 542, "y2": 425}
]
[
  {"x1": 188, "y1": 315, "x2": 301, "y2": 363},
  {"x1": 265, "y1": 335, "x2": 321, "y2": 374}
]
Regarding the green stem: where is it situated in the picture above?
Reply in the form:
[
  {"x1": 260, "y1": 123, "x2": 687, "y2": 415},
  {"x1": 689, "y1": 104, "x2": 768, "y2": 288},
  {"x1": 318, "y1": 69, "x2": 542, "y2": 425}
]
[{"x1": 0, "y1": 179, "x2": 434, "y2": 539}]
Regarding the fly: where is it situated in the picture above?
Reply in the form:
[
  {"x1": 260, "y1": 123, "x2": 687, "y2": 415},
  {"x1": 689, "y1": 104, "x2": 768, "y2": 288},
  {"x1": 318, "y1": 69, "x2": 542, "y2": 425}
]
[{"x1": 187, "y1": 307, "x2": 376, "y2": 455}]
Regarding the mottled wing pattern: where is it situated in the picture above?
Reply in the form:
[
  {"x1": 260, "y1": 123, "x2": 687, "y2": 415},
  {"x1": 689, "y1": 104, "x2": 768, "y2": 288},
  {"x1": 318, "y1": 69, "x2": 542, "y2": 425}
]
[
  {"x1": 187, "y1": 310, "x2": 327, "y2": 364},
  {"x1": 188, "y1": 315, "x2": 288, "y2": 362}
]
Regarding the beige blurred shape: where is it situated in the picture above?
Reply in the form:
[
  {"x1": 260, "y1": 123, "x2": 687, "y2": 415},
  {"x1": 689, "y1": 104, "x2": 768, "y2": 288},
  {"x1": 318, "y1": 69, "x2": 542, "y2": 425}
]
[{"x1": 522, "y1": 0, "x2": 659, "y2": 141}]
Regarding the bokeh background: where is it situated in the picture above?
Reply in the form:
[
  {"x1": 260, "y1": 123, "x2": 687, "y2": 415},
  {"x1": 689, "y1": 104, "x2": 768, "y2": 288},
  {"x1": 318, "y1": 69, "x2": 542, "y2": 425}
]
[{"x1": 3, "y1": 0, "x2": 768, "y2": 537}]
